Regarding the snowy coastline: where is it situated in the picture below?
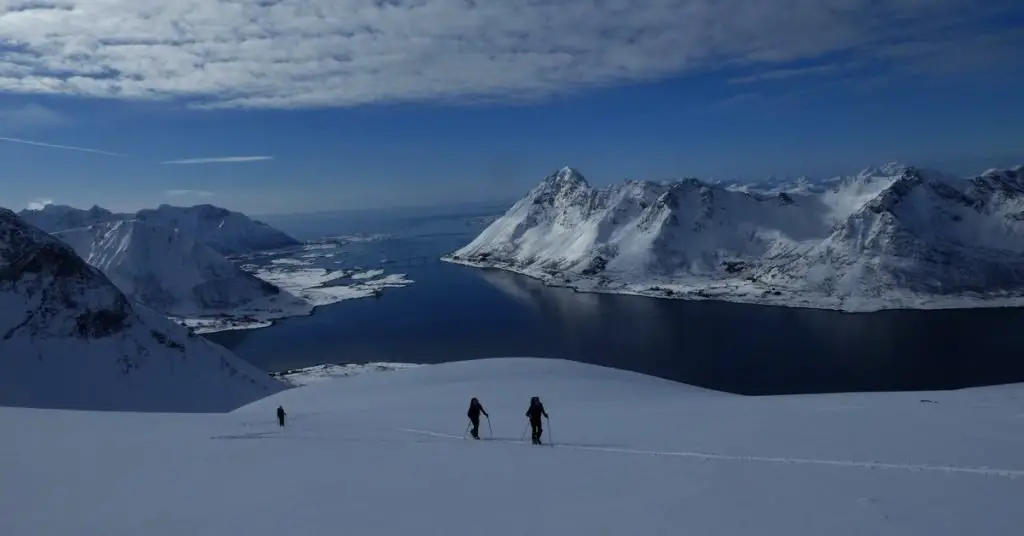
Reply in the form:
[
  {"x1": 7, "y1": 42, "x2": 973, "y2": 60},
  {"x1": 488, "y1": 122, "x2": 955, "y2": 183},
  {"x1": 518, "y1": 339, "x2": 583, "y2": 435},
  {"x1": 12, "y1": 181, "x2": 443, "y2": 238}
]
[
  {"x1": 177, "y1": 263, "x2": 414, "y2": 334},
  {"x1": 271, "y1": 362, "x2": 423, "y2": 387},
  {"x1": 447, "y1": 164, "x2": 1024, "y2": 313},
  {"x1": 443, "y1": 255, "x2": 1024, "y2": 313}
]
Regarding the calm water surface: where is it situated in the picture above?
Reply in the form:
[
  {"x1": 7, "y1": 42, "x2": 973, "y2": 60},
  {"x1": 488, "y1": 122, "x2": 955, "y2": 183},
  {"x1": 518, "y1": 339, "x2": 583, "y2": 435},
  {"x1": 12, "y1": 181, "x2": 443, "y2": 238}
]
[{"x1": 207, "y1": 204, "x2": 1024, "y2": 395}]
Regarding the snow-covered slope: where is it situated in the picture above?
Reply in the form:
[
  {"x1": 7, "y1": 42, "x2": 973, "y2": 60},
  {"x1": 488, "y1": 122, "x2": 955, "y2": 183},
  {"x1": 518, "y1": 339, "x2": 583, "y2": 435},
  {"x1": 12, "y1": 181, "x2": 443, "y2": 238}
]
[
  {"x1": 0, "y1": 208, "x2": 285, "y2": 412},
  {"x1": 3, "y1": 357, "x2": 1022, "y2": 536},
  {"x1": 135, "y1": 204, "x2": 300, "y2": 255},
  {"x1": 53, "y1": 218, "x2": 307, "y2": 317},
  {"x1": 447, "y1": 164, "x2": 1024, "y2": 311}
]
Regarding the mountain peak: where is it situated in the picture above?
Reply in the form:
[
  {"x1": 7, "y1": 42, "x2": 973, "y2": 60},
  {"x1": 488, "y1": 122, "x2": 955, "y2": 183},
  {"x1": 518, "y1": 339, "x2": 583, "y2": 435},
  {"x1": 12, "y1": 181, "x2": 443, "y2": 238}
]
[
  {"x1": 545, "y1": 166, "x2": 589, "y2": 186},
  {"x1": 0, "y1": 207, "x2": 285, "y2": 412}
]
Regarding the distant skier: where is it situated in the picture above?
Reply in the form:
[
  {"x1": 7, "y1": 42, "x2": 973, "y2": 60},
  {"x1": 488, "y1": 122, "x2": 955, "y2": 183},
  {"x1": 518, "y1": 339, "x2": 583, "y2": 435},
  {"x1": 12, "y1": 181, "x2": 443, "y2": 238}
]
[
  {"x1": 276, "y1": 405, "x2": 286, "y2": 427},
  {"x1": 525, "y1": 396, "x2": 548, "y2": 445},
  {"x1": 467, "y1": 397, "x2": 489, "y2": 440}
]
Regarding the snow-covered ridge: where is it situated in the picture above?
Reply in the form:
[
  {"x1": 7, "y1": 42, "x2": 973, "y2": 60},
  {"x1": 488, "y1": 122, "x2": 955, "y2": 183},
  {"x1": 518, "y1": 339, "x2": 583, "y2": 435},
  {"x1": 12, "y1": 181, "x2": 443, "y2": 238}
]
[
  {"x1": 446, "y1": 164, "x2": 1024, "y2": 312},
  {"x1": 0, "y1": 208, "x2": 285, "y2": 412}
]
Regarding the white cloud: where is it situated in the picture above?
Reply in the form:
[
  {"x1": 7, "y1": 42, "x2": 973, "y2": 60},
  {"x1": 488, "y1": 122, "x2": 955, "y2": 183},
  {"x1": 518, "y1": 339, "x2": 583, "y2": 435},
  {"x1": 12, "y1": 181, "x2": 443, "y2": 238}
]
[
  {"x1": 0, "y1": 136, "x2": 124, "y2": 156},
  {"x1": 26, "y1": 198, "x2": 53, "y2": 210},
  {"x1": 160, "y1": 156, "x2": 273, "y2": 165},
  {"x1": 0, "y1": 104, "x2": 68, "y2": 133},
  {"x1": 0, "y1": 1, "x2": 1019, "y2": 109},
  {"x1": 165, "y1": 189, "x2": 215, "y2": 197}
]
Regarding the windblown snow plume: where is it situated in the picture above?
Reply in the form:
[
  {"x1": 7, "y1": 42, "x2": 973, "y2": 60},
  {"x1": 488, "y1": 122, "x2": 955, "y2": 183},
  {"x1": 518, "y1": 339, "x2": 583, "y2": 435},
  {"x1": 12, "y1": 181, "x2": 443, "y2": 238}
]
[
  {"x1": 0, "y1": 208, "x2": 284, "y2": 412},
  {"x1": 447, "y1": 165, "x2": 1024, "y2": 311}
]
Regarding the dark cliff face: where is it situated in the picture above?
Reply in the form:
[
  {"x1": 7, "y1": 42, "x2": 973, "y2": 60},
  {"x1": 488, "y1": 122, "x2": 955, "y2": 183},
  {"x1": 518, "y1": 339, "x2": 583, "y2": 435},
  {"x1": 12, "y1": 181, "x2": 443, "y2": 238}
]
[{"x1": 0, "y1": 208, "x2": 133, "y2": 341}]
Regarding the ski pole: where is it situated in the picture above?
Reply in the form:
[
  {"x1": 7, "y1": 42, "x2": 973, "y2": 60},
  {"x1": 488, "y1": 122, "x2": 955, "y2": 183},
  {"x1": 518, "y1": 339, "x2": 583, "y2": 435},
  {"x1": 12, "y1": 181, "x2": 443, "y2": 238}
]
[
  {"x1": 486, "y1": 416, "x2": 493, "y2": 438},
  {"x1": 463, "y1": 421, "x2": 470, "y2": 439},
  {"x1": 520, "y1": 421, "x2": 529, "y2": 442},
  {"x1": 546, "y1": 416, "x2": 553, "y2": 447}
]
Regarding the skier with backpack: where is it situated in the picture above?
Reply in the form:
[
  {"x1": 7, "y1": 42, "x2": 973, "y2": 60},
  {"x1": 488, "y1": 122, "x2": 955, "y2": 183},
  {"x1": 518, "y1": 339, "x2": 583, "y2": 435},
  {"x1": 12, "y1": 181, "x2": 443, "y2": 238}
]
[
  {"x1": 467, "y1": 397, "x2": 489, "y2": 440},
  {"x1": 276, "y1": 405, "x2": 286, "y2": 427},
  {"x1": 525, "y1": 396, "x2": 548, "y2": 445}
]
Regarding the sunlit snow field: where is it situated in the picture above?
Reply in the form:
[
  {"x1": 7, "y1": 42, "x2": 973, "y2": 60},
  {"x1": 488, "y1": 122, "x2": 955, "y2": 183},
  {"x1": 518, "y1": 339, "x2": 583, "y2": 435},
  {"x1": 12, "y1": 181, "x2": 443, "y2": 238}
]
[{"x1": 4, "y1": 358, "x2": 1023, "y2": 536}]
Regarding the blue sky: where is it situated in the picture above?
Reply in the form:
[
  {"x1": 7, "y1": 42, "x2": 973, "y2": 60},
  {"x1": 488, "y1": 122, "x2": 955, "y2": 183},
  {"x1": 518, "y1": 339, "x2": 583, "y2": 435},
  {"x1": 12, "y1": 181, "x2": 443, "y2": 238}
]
[{"x1": 1, "y1": 0, "x2": 1023, "y2": 215}]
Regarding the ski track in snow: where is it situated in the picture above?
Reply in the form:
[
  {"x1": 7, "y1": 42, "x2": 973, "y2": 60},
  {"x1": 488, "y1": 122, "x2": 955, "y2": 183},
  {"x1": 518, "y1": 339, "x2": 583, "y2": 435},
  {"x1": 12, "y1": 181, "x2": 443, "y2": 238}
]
[{"x1": 399, "y1": 429, "x2": 1024, "y2": 480}]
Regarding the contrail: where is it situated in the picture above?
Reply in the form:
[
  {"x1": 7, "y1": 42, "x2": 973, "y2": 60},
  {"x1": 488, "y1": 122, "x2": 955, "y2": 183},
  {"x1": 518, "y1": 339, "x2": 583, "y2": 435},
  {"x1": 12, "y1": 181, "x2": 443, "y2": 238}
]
[
  {"x1": 161, "y1": 156, "x2": 273, "y2": 165},
  {"x1": 0, "y1": 136, "x2": 125, "y2": 157}
]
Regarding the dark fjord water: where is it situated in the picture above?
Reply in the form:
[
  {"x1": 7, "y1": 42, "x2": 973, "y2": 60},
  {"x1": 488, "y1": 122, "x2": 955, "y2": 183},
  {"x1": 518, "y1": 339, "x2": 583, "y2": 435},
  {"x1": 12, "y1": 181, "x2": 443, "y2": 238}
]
[{"x1": 205, "y1": 202, "x2": 1024, "y2": 395}]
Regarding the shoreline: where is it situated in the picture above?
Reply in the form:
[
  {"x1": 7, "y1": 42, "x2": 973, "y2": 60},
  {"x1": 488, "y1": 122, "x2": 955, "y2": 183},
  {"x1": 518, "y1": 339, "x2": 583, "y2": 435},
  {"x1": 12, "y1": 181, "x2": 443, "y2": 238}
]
[
  {"x1": 176, "y1": 302, "x2": 319, "y2": 336},
  {"x1": 270, "y1": 362, "x2": 424, "y2": 387},
  {"x1": 441, "y1": 256, "x2": 1024, "y2": 314},
  {"x1": 176, "y1": 283, "x2": 394, "y2": 336},
  {"x1": 180, "y1": 266, "x2": 413, "y2": 335}
]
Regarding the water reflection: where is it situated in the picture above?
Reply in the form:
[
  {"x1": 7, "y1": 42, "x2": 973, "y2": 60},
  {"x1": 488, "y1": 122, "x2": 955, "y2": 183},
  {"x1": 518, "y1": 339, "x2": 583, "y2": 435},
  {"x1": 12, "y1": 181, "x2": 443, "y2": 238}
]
[
  {"x1": 207, "y1": 262, "x2": 1024, "y2": 396},
  {"x1": 472, "y1": 269, "x2": 1024, "y2": 395}
]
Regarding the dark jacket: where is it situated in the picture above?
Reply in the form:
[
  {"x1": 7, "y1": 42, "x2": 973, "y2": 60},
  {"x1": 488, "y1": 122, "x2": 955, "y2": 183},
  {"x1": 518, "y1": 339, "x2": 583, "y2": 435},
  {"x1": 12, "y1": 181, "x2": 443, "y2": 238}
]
[
  {"x1": 526, "y1": 400, "x2": 548, "y2": 422},
  {"x1": 467, "y1": 398, "x2": 488, "y2": 420}
]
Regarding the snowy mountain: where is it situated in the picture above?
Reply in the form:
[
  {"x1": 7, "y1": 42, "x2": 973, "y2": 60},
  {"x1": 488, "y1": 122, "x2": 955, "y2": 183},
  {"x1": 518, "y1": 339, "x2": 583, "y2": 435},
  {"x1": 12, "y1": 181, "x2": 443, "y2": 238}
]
[
  {"x1": 758, "y1": 166, "x2": 1024, "y2": 308},
  {"x1": 446, "y1": 164, "x2": 1024, "y2": 311},
  {"x1": 53, "y1": 218, "x2": 307, "y2": 317},
  {"x1": 19, "y1": 202, "x2": 300, "y2": 255},
  {"x1": 135, "y1": 204, "x2": 300, "y2": 255},
  {"x1": 450, "y1": 166, "x2": 824, "y2": 276},
  {"x1": 0, "y1": 208, "x2": 285, "y2": 412},
  {"x1": 4, "y1": 357, "x2": 1023, "y2": 535},
  {"x1": 15, "y1": 202, "x2": 312, "y2": 319},
  {"x1": 13, "y1": 202, "x2": 416, "y2": 332},
  {"x1": 17, "y1": 203, "x2": 120, "y2": 233}
]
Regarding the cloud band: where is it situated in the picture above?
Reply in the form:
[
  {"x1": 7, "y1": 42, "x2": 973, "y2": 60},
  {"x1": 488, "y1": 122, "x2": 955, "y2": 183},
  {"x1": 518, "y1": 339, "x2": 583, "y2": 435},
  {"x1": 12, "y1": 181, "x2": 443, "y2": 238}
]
[{"x1": 0, "y1": 1, "x2": 1019, "y2": 109}]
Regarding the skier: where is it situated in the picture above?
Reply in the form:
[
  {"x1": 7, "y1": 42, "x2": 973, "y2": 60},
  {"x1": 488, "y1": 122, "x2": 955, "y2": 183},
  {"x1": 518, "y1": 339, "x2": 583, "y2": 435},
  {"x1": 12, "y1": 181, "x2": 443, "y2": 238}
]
[
  {"x1": 525, "y1": 396, "x2": 548, "y2": 445},
  {"x1": 467, "y1": 397, "x2": 489, "y2": 439},
  {"x1": 276, "y1": 405, "x2": 286, "y2": 427}
]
